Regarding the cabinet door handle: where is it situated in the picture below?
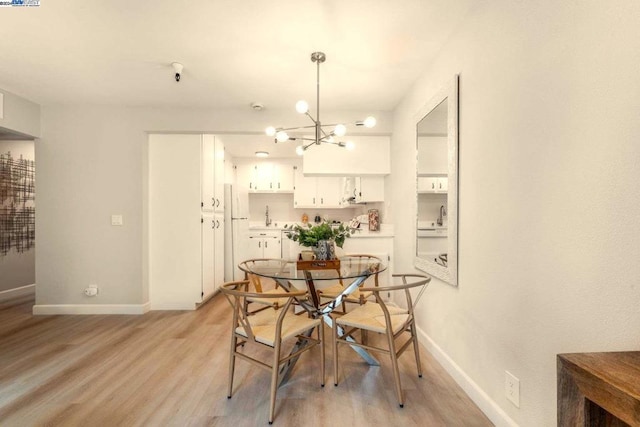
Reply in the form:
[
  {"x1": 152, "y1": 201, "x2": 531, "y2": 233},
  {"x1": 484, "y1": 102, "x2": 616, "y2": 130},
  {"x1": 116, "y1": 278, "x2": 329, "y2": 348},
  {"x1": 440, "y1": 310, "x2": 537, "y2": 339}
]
[
  {"x1": 313, "y1": 197, "x2": 316, "y2": 204},
  {"x1": 265, "y1": 241, "x2": 268, "y2": 248},
  {"x1": 321, "y1": 198, "x2": 324, "y2": 204},
  {"x1": 211, "y1": 220, "x2": 215, "y2": 229},
  {"x1": 432, "y1": 182, "x2": 435, "y2": 189},
  {"x1": 216, "y1": 198, "x2": 220, "y2": 207},
  {"x1": 278, "y1": 182, "x2": 280, "y2": 189},
  {"x1": 259, "y1": 241, "x2": 261, "y2": 248},
  {"x1": 250, "y1": 183, "x2": 252, "y2": 189}
]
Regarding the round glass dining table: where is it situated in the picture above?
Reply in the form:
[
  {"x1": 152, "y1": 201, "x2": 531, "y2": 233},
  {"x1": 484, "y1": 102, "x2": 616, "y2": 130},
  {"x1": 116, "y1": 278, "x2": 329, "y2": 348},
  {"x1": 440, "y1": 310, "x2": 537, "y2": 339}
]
[{"x1": 238, "y1": 256, "x2": 386, "y2": 374}]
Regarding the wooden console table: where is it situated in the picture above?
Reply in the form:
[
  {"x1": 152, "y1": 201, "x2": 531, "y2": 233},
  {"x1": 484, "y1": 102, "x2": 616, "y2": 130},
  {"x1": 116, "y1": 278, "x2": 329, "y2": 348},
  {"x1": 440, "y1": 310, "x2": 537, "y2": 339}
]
[{"x1": 557, "y1": 352, "x2": 640, "y2": 426}]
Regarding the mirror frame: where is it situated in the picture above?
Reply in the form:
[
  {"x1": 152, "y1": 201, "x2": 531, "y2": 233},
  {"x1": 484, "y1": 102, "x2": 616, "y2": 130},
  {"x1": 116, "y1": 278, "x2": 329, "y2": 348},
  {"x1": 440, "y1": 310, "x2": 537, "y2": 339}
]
[{"x1": 414, "y1": 75, "x2": 459, "y2": 286}]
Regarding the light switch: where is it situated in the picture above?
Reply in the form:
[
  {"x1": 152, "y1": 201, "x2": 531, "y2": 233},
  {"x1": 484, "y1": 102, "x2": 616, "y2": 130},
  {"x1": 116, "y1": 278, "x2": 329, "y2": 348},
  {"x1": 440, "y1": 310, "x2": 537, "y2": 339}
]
[{"x1": 111, "y1": 214, "x2": 123, "y2": 226}]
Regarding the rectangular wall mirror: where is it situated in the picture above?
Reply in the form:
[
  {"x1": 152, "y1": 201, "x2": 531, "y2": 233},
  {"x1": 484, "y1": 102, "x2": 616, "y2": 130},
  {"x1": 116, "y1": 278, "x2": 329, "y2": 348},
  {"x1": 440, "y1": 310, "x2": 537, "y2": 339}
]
[{"x1": 414, "y1": 76, "x2": 459, "y2": 286}]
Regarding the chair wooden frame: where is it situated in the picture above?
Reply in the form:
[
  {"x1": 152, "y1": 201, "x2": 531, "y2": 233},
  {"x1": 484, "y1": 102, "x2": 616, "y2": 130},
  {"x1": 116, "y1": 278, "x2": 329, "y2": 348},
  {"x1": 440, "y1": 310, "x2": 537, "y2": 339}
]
[
  {"x1": 332, "y1": 274, "x2": 430, "y2": 408},
  {"x1": 316, "y1": 254, "x2": 382, "y2": 313},
  {"x1": 220, "y1": 280, "x2": 325, "y2": 425}
]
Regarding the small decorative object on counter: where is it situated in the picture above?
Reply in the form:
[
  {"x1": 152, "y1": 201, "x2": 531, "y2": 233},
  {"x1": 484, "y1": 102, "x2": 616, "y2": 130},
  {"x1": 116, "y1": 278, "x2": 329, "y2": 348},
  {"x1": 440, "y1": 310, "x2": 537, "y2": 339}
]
[
  {"x1": 301, "y1": 213, "x2": 309, "y2": 224},
  {"x1": 368, "y1": 209, "x2": 380, "y2": 232},
  {"x1": 314, "y1": 214, "x2": 322, "y2": 224}
]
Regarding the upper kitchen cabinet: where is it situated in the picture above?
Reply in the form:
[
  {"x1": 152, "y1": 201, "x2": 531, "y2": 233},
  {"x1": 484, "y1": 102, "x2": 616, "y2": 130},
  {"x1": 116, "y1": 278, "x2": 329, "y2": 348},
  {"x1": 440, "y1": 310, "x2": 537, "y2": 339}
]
[
  {"x1": 202, "y1": 134, "x2": 225, "y2": 212},
  {"x1": 236, "y1": 160, "x2": 295, "y2": 192},
  {"x1": 302, "y1": 135, "x2": 390, "y2": 176},
  {"x1": 294, "y1": 166, "x2": 343, "y2": 208},
  {"x1": 344, "y1": 176, "x2": 385, "y2": 203}
]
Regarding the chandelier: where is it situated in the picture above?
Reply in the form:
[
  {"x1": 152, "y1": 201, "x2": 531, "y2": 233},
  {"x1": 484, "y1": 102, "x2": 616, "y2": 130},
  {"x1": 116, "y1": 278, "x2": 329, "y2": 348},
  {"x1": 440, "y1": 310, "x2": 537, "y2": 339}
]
[{"x1": 265, "y1": 51, "x2": 376, "y2": 155}]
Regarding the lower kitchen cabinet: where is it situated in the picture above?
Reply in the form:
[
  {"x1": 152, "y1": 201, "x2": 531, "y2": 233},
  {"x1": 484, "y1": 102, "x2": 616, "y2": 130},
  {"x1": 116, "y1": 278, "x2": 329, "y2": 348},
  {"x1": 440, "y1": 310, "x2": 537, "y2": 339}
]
[{"x1": 248, "y1": 231, "x2": 281, "y2": 260}]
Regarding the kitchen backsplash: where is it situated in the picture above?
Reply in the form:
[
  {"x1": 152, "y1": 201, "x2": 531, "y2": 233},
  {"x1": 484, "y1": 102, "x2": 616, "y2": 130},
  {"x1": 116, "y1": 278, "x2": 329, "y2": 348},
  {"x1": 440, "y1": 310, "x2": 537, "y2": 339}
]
[{"x1": 248, "y1": 193, "x2": 382, "y2": 225}]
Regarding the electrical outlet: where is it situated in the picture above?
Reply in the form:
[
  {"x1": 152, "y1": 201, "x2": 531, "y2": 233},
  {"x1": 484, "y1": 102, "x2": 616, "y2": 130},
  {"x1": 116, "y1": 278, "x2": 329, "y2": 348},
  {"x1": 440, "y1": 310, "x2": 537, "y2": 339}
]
[
  {"x1": 505, "y1": 371, "x2": 520, "y2": 407},
  {"x1": 84, "y1": 284, "x2": 99, "y2": 297}
]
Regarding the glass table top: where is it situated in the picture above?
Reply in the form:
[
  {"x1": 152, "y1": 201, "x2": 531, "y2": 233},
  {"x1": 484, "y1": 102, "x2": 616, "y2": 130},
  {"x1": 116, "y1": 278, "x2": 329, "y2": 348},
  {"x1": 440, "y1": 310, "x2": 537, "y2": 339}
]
[{"x1": 238, "y1": 255, "x2": 386, "y2": 282}]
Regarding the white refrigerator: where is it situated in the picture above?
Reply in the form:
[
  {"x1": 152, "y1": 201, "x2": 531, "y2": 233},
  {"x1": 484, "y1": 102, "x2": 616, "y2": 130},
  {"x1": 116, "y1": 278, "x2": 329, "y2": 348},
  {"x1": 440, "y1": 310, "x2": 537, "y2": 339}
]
[{"x1": 224, "y1": 183, "x2": 250, "y2": 281}]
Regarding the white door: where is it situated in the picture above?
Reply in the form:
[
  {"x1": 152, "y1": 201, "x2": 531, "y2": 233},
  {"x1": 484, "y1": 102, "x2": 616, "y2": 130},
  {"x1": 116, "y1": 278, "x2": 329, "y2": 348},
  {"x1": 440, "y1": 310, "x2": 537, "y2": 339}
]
[
  {"x1": 202, "y1": 214, "x2": 215, "y2": 299},
  {"x1": 149, "y1": 134, "x2": 202, "y2": 310},
  {"x1": 214, "y1": 137, "x2": 225, "y2": 212},
  {"x1": 247, "y1": 236, "x2": 264, "y2": 260},
  {"x1": 213, "y1": 214, "x2": 225, "y2": 291},
  {"x1": 201, "y1": 135, "x2": 215, "y2": 211},
  {"x1": 235, "y1": 163, "x2": 255, "y2": 192},
  {"x1": 316, "y1": 177, "x2": 342, "y2": 207},
  {"x1": 274, "y1": 163, "x2": 295, "y2": 192},
  {"x1": 263, "y1": 236, "x2": 281, "y2": 259},
  {"x1": 294, "y1": 167, "x2": 317, "y2": 207}
]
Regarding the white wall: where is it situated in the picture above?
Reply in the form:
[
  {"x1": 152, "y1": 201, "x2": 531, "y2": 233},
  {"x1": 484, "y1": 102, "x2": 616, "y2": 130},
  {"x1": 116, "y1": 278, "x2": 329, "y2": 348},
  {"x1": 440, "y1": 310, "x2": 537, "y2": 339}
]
[
  {"x1": 0, "y1": 140, "x2": 35, "y2": 294},
  {"x1": 0, "y1": 89, "x2": 41, "y2": 138},
  {"x1": 36, "y1": 107, "x2": 391, "y2": 307},
  {"x1": 390, "y1": 1, "x2": 640, "y2": 425}
]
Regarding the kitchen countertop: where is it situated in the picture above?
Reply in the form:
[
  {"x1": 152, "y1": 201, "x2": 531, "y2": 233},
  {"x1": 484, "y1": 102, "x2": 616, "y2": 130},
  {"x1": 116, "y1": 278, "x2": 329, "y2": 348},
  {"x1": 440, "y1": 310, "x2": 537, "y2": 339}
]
[{"x1": 249, "y1": 222, "x2": 394, "y2": 238}]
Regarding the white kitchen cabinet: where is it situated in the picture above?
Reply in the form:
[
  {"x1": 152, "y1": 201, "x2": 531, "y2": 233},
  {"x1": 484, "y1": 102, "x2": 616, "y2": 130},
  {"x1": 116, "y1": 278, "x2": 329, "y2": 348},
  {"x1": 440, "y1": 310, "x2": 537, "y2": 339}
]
[
  {"x1": 202, "y1": 135, "x2": 225, "y2": 212},
  {"x1": 235, "y1": 161, "x2": 295, "y2": 193},
  {"x1": 351, "y1": 176, "x2": 385, "y2": 203},
  {"x1": 148, "y1": 134, "x2": 225, "y2": 310},
  {"x1": 417, "y1": 176, "x2": 448, "y2": 193},
  {"x1": 302, "y1": 135, "x2": 390, "y2": 176},
  {"x1": 294, "y1": 166, "x2": 343, "y2": 208},
  {"x1": 248, "y1": 231, "x2": 281, "y2": 259},
  {"x1": 273, "y1": 163, "x2": 295, "y2": 192},
  {"x1": 202, "y1": 214, "x2": 215, "y2": 299},
  {"x1": 213, "y1": 213, "x2": 225, "y2": 292}
]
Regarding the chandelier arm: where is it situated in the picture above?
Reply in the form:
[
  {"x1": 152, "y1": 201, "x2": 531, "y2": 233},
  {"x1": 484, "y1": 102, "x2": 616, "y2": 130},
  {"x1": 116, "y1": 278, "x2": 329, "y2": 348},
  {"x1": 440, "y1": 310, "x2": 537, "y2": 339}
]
[
  {"x1": 291, "y1": 137, "x2": 318, "y2": 142},
  {"x1": 277, "y1": 124, "x2": 318, "y2": 131}
]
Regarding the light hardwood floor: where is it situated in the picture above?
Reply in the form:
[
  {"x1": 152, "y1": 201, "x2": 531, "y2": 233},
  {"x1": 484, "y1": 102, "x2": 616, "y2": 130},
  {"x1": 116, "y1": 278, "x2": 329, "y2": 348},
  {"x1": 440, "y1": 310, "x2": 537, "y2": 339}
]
[{"x1": 0, "y1": 294, "x2": 493, "y2": 426}]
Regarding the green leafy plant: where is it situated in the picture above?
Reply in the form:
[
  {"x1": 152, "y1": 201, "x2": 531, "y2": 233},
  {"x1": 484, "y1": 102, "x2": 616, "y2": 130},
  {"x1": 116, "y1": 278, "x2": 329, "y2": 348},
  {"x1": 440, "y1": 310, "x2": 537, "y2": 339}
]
[{"x1": 284, "y1": 221, "x2": 351, "y2": 248}]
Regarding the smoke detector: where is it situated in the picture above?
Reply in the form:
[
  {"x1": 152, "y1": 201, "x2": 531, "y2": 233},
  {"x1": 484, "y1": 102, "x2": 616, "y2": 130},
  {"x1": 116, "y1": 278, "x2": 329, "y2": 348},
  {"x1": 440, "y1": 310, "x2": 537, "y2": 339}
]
[{"x1": 251, "y1": 102, "x2": 265, "y2": 111}]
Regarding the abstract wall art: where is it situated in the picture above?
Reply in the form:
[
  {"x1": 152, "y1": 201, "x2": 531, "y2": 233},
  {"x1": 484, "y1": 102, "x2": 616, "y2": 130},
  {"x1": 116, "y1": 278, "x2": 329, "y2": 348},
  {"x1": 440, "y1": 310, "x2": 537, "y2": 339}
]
[{"x1": 0, "y1": 151, "x2": 35, "y2": 256}]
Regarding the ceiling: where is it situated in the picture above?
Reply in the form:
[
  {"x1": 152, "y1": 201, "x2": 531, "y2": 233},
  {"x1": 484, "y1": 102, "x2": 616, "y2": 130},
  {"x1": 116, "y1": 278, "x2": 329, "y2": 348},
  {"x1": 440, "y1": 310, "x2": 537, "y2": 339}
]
[{"x1": 0, "y1": 1, "x2": 473, "y2": 156}]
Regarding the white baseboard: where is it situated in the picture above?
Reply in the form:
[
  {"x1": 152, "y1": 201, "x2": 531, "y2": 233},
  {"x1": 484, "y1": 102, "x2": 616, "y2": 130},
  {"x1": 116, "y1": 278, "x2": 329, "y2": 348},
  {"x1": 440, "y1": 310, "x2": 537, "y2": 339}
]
[
  {"x1": 33, "y1": 302, "x2": 151, "y2": 315},
  {"x1": 0, "y1": 284, "x2": 35, "y2": 302},
  {"x1": 416, "y1": 326, "x2": 518, "y2": 427}
]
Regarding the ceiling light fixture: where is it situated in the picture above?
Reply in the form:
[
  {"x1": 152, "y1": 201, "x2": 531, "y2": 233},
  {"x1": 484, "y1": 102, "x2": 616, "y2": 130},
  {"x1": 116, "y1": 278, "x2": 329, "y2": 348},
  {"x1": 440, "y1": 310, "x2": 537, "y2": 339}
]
[
  {"x1": 265, "y1": 52, "x2": 376, "y2": 154},
  {"x1": 255, "y1": 151, "x2": 269, "y2": 158}
]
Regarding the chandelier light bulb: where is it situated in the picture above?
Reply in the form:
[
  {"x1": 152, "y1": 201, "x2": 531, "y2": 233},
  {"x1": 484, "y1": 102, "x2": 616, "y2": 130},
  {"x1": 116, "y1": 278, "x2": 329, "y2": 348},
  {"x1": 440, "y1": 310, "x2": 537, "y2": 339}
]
[
  {"x1": 275, "y1": 131, "x2": 289, "y2": 143},
  {"x1": 265, "y1": 126, "x2": 276, "y2": 136},
  {"x1": 295, "y1": 145, "x2": 304, "y2": 156},
  {"x1": 346, "y1": 141, "x2": 356, "y2": 151},
  {"x1": 334, "y1": 124, "x2": 346, "y2": 137},
  {"x1": 363, "y1": 116, "x2": 377, "y2": 128},
  {"x1": 295, "y1": 100, "x2": 309, "y2": 114}
]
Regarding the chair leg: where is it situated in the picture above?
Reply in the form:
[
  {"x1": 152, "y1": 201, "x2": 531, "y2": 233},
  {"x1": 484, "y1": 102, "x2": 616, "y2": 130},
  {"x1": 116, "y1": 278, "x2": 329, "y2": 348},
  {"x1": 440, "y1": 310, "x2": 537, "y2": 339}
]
[
  {"x1": 227, "y1": 334, "x2": 237, "y2": 398},
  {"x1": 268, "y1": 339, "x2": 282, "y2": 424},
  {"x1": 410, "y1": 321, "x2": 423, "y2": 378},
  {"x1": 333, "y1": 319, "x2": 339, "y2": 386},
  {"x1": 319, "y1": 322, "x2": 325, "y2": 387},
  {"x1": 386, "y1": 330, "x2": 404, "y2": 408}
]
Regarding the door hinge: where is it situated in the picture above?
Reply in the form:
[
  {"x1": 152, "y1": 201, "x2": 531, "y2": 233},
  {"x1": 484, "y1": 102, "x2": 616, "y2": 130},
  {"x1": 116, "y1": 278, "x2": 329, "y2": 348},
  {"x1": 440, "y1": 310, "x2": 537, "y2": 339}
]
[{"x1": 201, "y1": 291, "x2": 204, "y2": 297}]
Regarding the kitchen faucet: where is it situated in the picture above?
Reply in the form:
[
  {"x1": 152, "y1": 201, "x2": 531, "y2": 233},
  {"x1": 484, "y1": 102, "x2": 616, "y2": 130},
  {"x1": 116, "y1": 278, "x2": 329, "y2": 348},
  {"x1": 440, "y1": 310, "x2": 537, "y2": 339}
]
[
  {"x1": 265, "y1": 205, "x2": 272, "y2": 227},
  {"x1": 437, "y1": 205, "x2": 447, "y2": 226}
]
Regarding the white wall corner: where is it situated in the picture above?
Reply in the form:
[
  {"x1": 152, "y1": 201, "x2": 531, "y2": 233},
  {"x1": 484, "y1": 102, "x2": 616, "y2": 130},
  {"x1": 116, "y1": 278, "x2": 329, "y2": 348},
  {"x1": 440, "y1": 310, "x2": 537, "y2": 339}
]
[
  {"x1": 33, "y1": 303, "x2": 151, "y2": 315},
  {"x1": 417, "y1": 326, "x2": 519, "y2": 427},
  {"x1": 0, "y1": 284, "x2": 35, "y2": 302}
]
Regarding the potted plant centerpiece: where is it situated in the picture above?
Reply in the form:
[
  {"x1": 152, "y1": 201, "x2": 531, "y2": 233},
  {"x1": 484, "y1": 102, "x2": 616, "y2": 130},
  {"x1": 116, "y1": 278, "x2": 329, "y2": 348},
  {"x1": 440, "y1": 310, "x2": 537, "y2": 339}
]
[{"x1": 284, "y1": 221, "x2": 351, "y2": 260}]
